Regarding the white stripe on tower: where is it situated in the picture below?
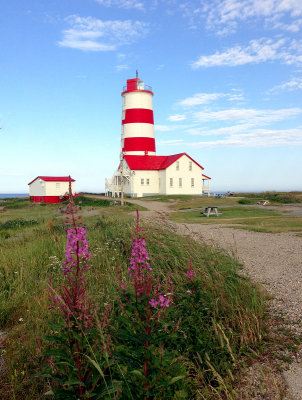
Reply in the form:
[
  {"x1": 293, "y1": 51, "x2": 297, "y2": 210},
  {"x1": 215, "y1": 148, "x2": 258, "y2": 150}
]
[{"x1": 121, "y1": 76, "x2": 155, "y2": 156}]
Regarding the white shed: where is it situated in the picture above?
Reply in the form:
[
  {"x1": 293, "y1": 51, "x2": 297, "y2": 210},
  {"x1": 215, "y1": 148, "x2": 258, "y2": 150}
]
[{"x1": 28, "y1": 176, "x2": 75, "y2": 203}]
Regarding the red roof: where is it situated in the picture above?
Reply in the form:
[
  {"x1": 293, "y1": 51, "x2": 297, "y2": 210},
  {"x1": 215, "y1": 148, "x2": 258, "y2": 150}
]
[
  {"x1": 202, "y1": 174, "x2": 211, "y2": 180},
  {"x1": 124, "y1": 153, "x2": 204, "y2": 170},
  {"x1": 28, "y1": 176, "x2": 75, "y2": 185}
]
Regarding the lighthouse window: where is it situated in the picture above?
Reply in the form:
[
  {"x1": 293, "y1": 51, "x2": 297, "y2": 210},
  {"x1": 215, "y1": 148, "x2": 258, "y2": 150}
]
[
  {"x1": 179, "y1": 178, "x2": 182, "y2": 187},
  {"x1": 176, "y1": 161, "x2": 179, "y2": 171},
  {"x1": 146, "y1": 179, "x2": 150, "y2": 185},
  {"x1": 141, "y1": 178, "x2": 144, "y2": 185},
  {"x1": 170, "y1": 178, "x2": 173, "y2": 187},
  {"x1": 189, "y1": 161, "x2": 192, "y2": 171},
  {"x1": 191, "y1": 178, "x2": 195, "y2": 187}
]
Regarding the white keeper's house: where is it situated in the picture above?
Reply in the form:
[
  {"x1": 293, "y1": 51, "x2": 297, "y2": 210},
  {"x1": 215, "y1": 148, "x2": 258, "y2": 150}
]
[
  {"x1": 28, "y1": 176, "x2": 75, "y2": 203},
  {"x1": 105, "y1": 75, "x2": 211, "y2": 198}
]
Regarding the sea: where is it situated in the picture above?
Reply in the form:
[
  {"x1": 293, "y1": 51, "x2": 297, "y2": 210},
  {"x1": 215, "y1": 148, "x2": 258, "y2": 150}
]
[{"x1": 0, "y1": 194, "x2": 28, "y2": 199}]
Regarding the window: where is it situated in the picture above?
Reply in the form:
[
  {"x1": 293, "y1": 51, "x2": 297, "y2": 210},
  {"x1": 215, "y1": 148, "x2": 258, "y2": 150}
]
[
  {"x1": 146, "y1": 179, "x2": 150, "y2": 185},
  {"x1": 170, "y1": 178, "x2": 173, "y2": 187},
  {"x1": 179, "y1": 178, "x2": 182, "y2": 187},
  {"x1": 141, "y1": 178, "x2": 144, "y2": 185},
  {"x1": 56, "y1": 183, "x2": 60, "y2": 189},
  {"x1": 176, "y1": 161, "x2": 179, "y2": 171},
  {"x1": 191, "y1": 178, "x2": 194, "y2": 187},
  {"x1": 189, "y1": 161, "x2": 192, "y2": 171}
]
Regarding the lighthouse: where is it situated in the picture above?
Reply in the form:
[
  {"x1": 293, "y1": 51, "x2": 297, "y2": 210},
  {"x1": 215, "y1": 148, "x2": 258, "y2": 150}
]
[
  {"x1": 121, "y1": 74, "x2": 156, "y2": 156},
  {"x1": 105, "y1": 75, "x2": 211, "y2": 197}
]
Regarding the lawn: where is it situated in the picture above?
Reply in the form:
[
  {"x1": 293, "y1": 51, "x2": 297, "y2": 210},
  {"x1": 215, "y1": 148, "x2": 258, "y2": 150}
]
[{"x1": 170, "y1": 207, "x2": 302, "y2": 233}]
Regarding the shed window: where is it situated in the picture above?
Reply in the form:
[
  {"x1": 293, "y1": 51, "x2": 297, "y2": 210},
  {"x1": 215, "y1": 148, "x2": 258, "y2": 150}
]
[
  {"x1": 170, "y1": 178, "x2": 173, "y2": 187},
  {"x1": 141, "y1": 178, "x2": 144, "y2": 185},
  {"x1": 189, "y1": 161, "x2": 192, "y2": 171}
]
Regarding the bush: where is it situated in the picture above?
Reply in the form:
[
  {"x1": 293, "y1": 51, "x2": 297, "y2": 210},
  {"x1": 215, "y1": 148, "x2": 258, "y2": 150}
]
[
  {"x1": 0, "y1": 230, "x2": 11, "y2": 239},
  {"x1": 0, "y1": 218, "x2": 39, "y2": 230},
  {"x1": 238, "y1": 199, "x2": 252, "y2": 205},
  {"x1": 73, "y1": 195, "x2": 111, "y2": 207}
]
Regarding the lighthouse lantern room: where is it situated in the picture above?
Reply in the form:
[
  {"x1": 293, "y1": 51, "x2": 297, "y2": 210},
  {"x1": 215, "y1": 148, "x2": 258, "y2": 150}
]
[{"x1": 105, "y1": 75, "x2": 211, "y2": 198}]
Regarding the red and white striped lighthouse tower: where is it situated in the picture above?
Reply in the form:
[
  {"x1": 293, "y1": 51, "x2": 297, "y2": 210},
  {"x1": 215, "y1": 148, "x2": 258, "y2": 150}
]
[{"x1": 121, "y1": 73, "x2": 156, "y2": 156}]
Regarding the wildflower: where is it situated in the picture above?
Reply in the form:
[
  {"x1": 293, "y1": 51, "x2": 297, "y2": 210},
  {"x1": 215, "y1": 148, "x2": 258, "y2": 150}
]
[
  {"x1": 186, "y1": 261, "x2": 196, "y2": 281},
  {"x1": 149, "y1": 298, "x2": 158, "y2": 309},
  {"x1": 186, "y1": 269, "x2": 195, "y2": 280},
  {"x1": 62, "y1": 226, "x2": 91, "y2": 275},
  {"x1": 128, "y1": 236, "x2": 152, "y2": 276}
]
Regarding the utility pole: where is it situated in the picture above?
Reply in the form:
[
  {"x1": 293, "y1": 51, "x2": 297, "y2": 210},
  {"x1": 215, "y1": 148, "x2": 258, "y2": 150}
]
[{"x1": 120, "y1": 151, "x2": 124, "y2": 207}]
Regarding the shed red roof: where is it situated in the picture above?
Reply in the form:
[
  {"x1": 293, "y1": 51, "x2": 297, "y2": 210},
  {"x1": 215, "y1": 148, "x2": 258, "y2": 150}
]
[
  {"x1": 28, "y1": 176, "x2": 75, "y2": 185},
  {"x1": 124, "y1": 153, "x2": 204, "y2": 171}
]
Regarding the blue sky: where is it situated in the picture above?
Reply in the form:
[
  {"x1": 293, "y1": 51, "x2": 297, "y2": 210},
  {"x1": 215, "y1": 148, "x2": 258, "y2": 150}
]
[{"x1": 1, "y1": 0, "x2": 301, "y2": 193}]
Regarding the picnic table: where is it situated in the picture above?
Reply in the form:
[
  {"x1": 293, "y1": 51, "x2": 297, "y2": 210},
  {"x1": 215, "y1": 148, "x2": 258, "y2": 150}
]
[
  {"x1": 201, "y1": 206, "x2": 221, "y2": 217},
  {"x1": 257, "y1": 200, "x2": 270, "y2": 206}
]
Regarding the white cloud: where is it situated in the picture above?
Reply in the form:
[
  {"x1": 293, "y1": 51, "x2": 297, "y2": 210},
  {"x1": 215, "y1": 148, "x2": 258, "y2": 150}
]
[
  {"x1": 168, "y1": 114, "x2": 186, "y2": 121},
  {"x1": 157, "y1": 139, "x2": 184, "y2": 145},
  {"x1": 178, "y1": 93, "x2": 223, "y2": 106},
  {"x1": 186, "y1": 124, "x2": 254, "y2": 136},
  {"x1": 95, "y1": 0, "x2": 144, "y2": 10},
  {"x1": 189, "y1": 128, "x2": 302, "y2": 147},
  {"x1": 193, "y1": 107, "x2": 302, "y2": 124},
  {"x1": 191, "y1": 38, "x2": 302, "y2": 68},
  {"x1": 155, "y1": 125, "x2": 174, "y2": 131},
  {"x1": 178, "y1": 90, "x2": 244, "y2": 107},
  {"x1": 115, "y1": 64, "x2": 129, "y2": 71},
  {"x1": 268, "y1": 77, "x2": 302, "y2": 93},
  {"x1": 58, "y1": 15, "x2": 148, "y2": 51},
  {"x1": 199, "y1": 0, "x2": 302, "y2": 34}
]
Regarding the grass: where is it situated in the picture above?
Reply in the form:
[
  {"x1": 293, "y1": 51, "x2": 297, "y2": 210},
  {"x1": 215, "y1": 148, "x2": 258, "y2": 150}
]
[
  {"x1": 170, "y1": 206, "x2": 302, "y2": 234},
  {"x1": 235, "y1": 191, "x2": 302, "y2": 204},
  {"x1": 170, "y1": 196, "x2": 246, "y2": 210},
  {"x1": 0, "y1": 197, "x2": 272, "y2": 399},
  {"x1": 227, "y1": 215, "x2": 302, "y2": 233}
]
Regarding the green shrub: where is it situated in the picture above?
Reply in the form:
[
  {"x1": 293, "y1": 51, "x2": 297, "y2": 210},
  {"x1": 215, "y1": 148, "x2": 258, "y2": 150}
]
[
  {"x1": 0, "y1": 230, "x2": 11, "y2": 239},
  {"x1": 238, "y1": 199, "x2": 252, "y2": 204},
  {"x1": 0, "y1": 218, "x2": 39, "y2": 230},
  {"x1": 73, "y1": 195, "x2": 111, "y2": 207}
]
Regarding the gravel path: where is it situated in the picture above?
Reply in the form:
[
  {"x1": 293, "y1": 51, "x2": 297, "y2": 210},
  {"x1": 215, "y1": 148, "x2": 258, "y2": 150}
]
[{"x1": 127, "y1": 199, "x2": 302, "y2": 399}]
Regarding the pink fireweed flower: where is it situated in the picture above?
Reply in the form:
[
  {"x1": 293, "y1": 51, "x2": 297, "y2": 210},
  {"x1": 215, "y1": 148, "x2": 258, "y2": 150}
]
[
  {"x1": 149, "y1": 298, "x2": 158, "y2": 309},
  {"x1": 128, "y1": 237, "x2": 152, "y2": 276},
  {"x1": 62, "y1": 226, "x2": 91, "y2": 275},
  {"x1": 149, "y1": 295, "x2": 170, "y2": 309},
  {"x1": 158, "y1": 294, "x2": 170, "y2": 308},
  {"x1": 186, "y1": 261, "x2": 196, "y2": 281},
  {"x1": 186, "y1": 269, "x2": 195, "y2": 280}
]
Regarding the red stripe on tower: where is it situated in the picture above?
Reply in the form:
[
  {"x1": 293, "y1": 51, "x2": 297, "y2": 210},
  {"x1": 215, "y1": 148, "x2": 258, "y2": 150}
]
[
  {"x1": 123, "y1": 137, "x2": 156, "y2": 153},
  {"x1": 122, "y1": 109, "x2": 154, "y2": 125}
]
